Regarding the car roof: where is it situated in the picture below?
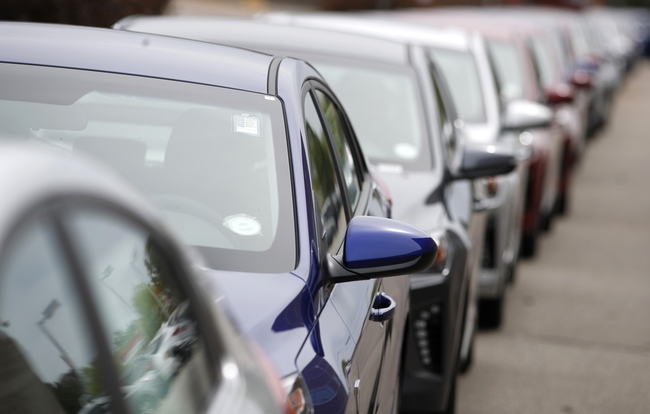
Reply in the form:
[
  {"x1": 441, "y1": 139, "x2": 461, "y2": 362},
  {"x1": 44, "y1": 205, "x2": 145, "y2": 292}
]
[
  {"x1": 116, "y1": 16, "x2": 412, "y2": 65},
  {"x1": 393, "y1": 10, "x2": 522, "y2": 41},
  {"x1": 0, "y1": 142, "x2": 164, "y2": 252},
  {"x1": 0, "y1": 22, "x2": 274, "y2": 94},
  {"x1": 260, "y1": 12, "x2": 472, "y2": 52}
]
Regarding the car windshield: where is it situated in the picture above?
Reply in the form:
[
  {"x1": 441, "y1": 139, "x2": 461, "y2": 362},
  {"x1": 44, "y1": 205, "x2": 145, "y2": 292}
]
[
  {"x1": 0, "y1": 63, "x2": 295, "y2": 273},
  {"x1": 313, "y1": 60, "x2": 432, "y2": 170},
  {"x1": 428, "y1": 48, "x2": 487, "y2": 124},
  {"x1": 487, "y1": 40, "x2": 527, "y2": 101}
]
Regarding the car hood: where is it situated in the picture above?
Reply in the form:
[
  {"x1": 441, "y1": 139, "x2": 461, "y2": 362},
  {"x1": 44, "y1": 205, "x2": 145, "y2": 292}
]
[
  {"x1": 377, "y1": 169, "x2": 446, "y2": 234},
  {"x1": 202, "y1": 269, "x2": 312, "y2": 377}
]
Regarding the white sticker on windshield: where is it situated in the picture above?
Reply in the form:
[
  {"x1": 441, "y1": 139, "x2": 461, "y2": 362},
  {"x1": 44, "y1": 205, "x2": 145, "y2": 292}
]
[
  {"x1": 394, "y1": 143, "x2": 418, "y2": 160},
  {"x1": 233, "y1": 114, "x2": 261, "y2": 136},
  {"x1": 223, "y1": 214, "x2": 262, "y2": 236}
]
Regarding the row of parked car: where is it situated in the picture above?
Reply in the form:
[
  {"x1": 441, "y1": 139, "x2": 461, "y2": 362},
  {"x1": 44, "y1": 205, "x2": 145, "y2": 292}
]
[{"x1": 0, "y1": 5, "x2": 647, "y2": 414}]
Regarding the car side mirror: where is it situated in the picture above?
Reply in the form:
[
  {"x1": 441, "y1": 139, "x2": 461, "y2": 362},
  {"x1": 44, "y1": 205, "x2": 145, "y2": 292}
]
[
  {"x1": 502, "y1": 100, "x2": 553, "y2": 131},
  {"x1": 546, "y1": 83, "x2": 575, "y2": 105},
  {"x1": 571, "y1": 69, "x2": 593, "y2": 88},
  {"x1": 327, "y1": 216, "x2": 437, "y2": 284},
  {"x1": 452, "y1": 144, "x2": 517, "y2": 180}
]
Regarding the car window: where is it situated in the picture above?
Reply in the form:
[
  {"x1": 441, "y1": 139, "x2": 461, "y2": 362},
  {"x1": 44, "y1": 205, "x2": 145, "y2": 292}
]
[
  {"x1": 367, "y1": 190, "x2": 389, "y2": 218},
  {"x1": 526, "y1": 42, "x2": 546, "y2": 102},
  {"x1": 428, "y1": 48, "x2": 487, "y2": 124},
  {"x1": 64, "y1": 208, "x2": 213, "y2": 414},
  {"x1": 0, "y1": 217, "x2": 105, "y2": 414},
  {"x1": 430, "y1": 71, "x2": 457, "y2": 163},
  {"x1": 0, "y1": 63, "x2": 295, "y2": 274},
  {"x1": 487, "y1": 40, "x2": 526, "y2": 101},
  {"x1": 569, "y1": 25, "x2": 590, "y2": 58},
  {"x1": 529, "y1": 36, "x2": 557, "y2": 89},
  {"x1": 315, "y1": 90, "x2": 361, "y2": 210},
  {"x1": 304, "y1": 93, "x2": 347, "y2": 254}
]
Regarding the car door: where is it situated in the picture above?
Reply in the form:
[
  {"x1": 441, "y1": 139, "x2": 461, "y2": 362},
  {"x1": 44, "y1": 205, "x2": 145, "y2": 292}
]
[
  {"x1": 429, "y1": 65, "x2": 474, "y2": 297},
  {"x1": 301, "y1": 86, "x2": 357, "y2": 414},
  {"x1": 428, "y1": 62, "x2": 481, "y2": 365},
  {"x1": 0, "y1": 213, "x2": 116, "y2": 414},
  {"x1": 0, "y1": 201, "x2": 222, "y2": 414},
  {"x1": 309, "y1": 83, "x2": 397, "y2": 414}
]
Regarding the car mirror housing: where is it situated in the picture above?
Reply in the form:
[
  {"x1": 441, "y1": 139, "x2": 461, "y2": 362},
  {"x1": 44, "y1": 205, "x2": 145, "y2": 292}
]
[
  {"x1": 571, "y1": 69, "x2": 593, "y2": 88},
  {"x1": 452, "y1": 144, "x2": 517, "y2": 180},
  {"x1": 327, "y1": 216, "x2": 437, "y2": 284},
  {"x1": 502, "y1": 100, "x2": 553, "y2": 131},
  {"x1": 546, "y1": 83, "x2": 575, "y2": 105}
]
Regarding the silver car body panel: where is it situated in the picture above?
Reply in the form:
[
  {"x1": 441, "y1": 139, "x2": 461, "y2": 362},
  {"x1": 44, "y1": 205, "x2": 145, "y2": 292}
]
[{"x1": 0, "y1": 142, "x2": 280, "y2": 414}]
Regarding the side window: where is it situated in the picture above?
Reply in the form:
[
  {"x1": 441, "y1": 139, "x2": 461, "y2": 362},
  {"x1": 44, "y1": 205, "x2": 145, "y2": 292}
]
[
  {"x1": 315, "y1": 90, "x2": 362, "y2": 210},
  {"x1": 367, "y1": 190, "x2": 389, "y2": 218},
  {"x1": 486, "y1": 49, "x2": 505, "y2": 113},
  {"x1": 430, "y1": 71, "x2": 457, "y2": 163},
  {"x1": 0, "y1": 218, "x2": 106, "y2": 414},
  {"x1": 304, "y1": 92, "x2": 347, "y2": 254},
  {"x1": 526, "y1": 42, "x2": 546, "y2": 103},
  {"x1": 65, "y1": 209, "x2": 213, "y2": 414}
]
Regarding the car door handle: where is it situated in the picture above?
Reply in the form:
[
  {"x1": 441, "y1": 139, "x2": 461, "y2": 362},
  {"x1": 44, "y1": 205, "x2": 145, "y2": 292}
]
[{"x1": 370, "y1": 293, "x2": 396, "y2": 322}]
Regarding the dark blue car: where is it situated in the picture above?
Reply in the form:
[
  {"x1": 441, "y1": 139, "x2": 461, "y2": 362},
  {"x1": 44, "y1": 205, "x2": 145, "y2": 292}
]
[{"x1": 0, "y1": 23, "x2": 437, "y2": 414}]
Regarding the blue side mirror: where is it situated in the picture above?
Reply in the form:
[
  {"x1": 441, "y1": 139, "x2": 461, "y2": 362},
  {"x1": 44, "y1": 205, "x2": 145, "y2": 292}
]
[{"x1": 328, "y1": 216, "x2": 437, "y2": 284}]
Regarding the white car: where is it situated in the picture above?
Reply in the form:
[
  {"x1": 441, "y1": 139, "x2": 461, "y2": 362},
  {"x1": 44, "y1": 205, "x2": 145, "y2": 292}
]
[{"x1": 0, "y1": 142, "x2": 284, "y2": 414}]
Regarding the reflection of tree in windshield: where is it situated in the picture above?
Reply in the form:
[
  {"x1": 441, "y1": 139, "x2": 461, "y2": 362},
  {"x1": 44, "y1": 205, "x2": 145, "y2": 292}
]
[
  {"x1": 78, "y1": 359, "x2": 103, "y2": 401},
  {"x1": 43, "y1": 256, "x2": 179, "y2": 410},
  {"x1": 306, "y1": 121, "x2": 345, "y2": 249},
  {"x1": 47, "y1": 370, "x2": 84, "y2": 414},
  {"x1": 114, "y1": 238, "x2": 182, "y2": 355},
  {"x1": 307, "y1": 124, "x2": 337, "y2": 210},
  {"x1": 131, "y1": 283, "x2": 168, "y2": 344}
]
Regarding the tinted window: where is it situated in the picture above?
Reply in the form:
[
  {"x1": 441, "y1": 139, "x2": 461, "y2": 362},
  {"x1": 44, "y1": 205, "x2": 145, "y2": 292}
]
[
  {"x1": 487, "y1": 40, "x2": 526, "y2": 101},
  {"x1": 0, "y1": 218, "x2": 105, "y2": 414},
  {"x1": 65, "y1": 208, "x2": 213, "y2": 414},
  {"x1": 429, "y1": 48, "x2": 487, "y2": 124},
  {"x1": 430, "y1": 74, "x2": 457, "y2": 163},
  {"x1": 529, "y1": 36, "x2": 557, "y2": 89},
  {"x1": 569, "y1": 25, "x2": 590, "y2": 58},
  {"x1": 367, "y1": 190, "x2": 389, "y2": 218},
  {"x1": 0, "y1": 63, "x2": 294, "y2": 274},
  {"x1": 314, "y1": 61, "x2": 431, "y2": 170},
  {"x1": 304, "y1": 93, "x2": 347, "y2": 254},
  {"x1": 315, "y1": 90, "x2": 361, "y2": 210}
]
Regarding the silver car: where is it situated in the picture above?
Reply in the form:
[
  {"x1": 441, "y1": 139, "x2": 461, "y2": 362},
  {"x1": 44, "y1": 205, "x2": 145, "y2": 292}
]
[
  {"x1": 0, "y1": 143, "x2": 284, "y2": 414},
  {"x1": 380, "y1": 14, "x2": 534, "y2": 327}
]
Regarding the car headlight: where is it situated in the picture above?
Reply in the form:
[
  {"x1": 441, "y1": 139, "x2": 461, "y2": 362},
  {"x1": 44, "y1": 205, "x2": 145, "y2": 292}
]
[{"x1": 282, "y1": 373, "x2": 313, "y2": 414}]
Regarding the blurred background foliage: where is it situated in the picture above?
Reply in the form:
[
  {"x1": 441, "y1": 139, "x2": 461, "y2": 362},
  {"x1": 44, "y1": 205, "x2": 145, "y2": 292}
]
[
  {"x1": 0, "y1": 0, "x2": 647, "y2": 27},
  {"x1": 0, "y1": 0, "x2": 169, "y2": 27},
  {"x1": 608, "y1": 0, "x2": 650, "y2": 5}
]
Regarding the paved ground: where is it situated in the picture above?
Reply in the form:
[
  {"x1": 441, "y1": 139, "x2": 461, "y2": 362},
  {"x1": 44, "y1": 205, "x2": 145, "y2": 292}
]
[{"x1": 458, "y1": 62, "x2": 650, "y2": 414}]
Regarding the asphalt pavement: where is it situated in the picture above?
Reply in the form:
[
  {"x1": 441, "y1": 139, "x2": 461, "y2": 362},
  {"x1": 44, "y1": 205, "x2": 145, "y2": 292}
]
[{"x1": 458, "y1": 61, "x2": 650, "y2": 414}]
